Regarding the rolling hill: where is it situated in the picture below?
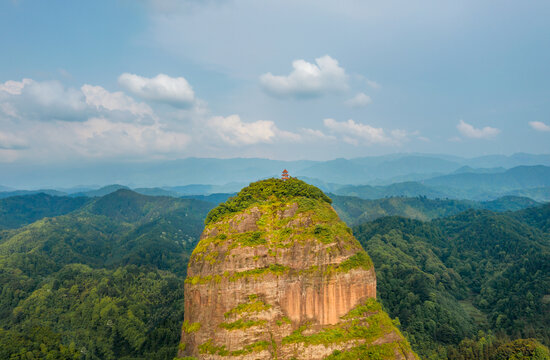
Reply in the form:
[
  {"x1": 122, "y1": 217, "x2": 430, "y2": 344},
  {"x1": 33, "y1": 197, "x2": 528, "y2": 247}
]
[
  {"x1": 353, "y1": 205, "x2": 550, "y2": 358},
  {"x1": 0, "y1": 187, "x2": 548, "y2": 359},
  {"x1": 332, "y1": 195, "x2": 541, "y2": 226},
  {"x1": 0, "y1": 193, "x2": 90, "y2": 230},
  {"x1": 0, "y1": 190, "x2": 215, "y2": 359}
]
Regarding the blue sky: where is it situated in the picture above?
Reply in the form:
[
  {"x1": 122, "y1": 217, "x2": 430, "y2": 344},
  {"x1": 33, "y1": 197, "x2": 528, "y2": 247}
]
[{"x1": 0, "y1": 0, "x2": 549, "y2": 164}]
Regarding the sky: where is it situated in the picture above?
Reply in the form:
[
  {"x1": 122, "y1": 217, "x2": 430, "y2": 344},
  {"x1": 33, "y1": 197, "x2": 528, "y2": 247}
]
[{"x1": 0, "y1": 0, "x2": 549, "y2": 164}]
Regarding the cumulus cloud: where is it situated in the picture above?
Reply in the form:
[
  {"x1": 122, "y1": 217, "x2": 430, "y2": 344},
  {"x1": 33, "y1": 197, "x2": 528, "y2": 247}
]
[
  {"x1": 118, "y1": 73, "x2": 195, "y2": 107},
  {"x1": 0, "y1": 78, "x2": 33, "y2": 95},
  {"x1": 529, "y1": 121, "x2": 550, "y2": 132},
  {"x1": 456, "y1": 120, "x2": 500, "y2": 139},
  {"x1": 6, "y1": 79, "x2": 89, "y2": 121},
  {"x1": 345, "y1": 92, "x2": 372, "y2": 107},
  {"x1": 0, "y1": 78, "x2": 155, "y2": 123},
  {"x1": 323, "y1": 118, "x2": 407, "y2": 145},
  {"x1": 81, "y1": 85, "x2": 154, "y2": 117},
  {"x1": 208, "y1": 115, "x2": 299, "y2": 145},
  {"x1": 0, "y1": 77, "x2": 191, "y2": 160},
  {"x1": 4, "y1": 117, "x2": 190, "y2": 160},
  {"x1": 260, "y1": 55, "x2": 348, "y2": 98}
]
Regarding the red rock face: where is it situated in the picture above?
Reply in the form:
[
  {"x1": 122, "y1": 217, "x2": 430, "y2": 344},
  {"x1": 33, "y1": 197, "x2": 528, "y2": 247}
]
[
  {"x1": 280, "y1": 269, "x2": 376, "y2": 325},
  {"x1": 178, "y1": 198, "x2": 415, "y2": 360}
]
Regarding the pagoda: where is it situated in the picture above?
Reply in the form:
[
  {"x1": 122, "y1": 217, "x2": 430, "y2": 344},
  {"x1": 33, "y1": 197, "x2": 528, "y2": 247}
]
[{"x1": 281, "y1": 169, "x2": 289, "y2": 180}]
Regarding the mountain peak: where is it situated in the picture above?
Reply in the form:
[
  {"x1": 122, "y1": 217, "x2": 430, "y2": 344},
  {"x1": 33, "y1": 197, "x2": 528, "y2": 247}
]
[
  {"x1": 178, "y1": 179, "x2": 417, "y2": 359},
  {"x1": 205, "y1": 178, "x2": 332, "y2": 225}
]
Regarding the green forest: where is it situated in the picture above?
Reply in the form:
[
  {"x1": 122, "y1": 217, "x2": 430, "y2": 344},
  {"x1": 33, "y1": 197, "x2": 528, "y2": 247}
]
[
  {"x1": 0, "y1": 190, "x2": 213, "y2": 359},
  {"x1": 0, "y1": 189, "x2": 548, "y2": 359},
  {"x1": 353, "y1": 207, "x2": 550, "y2": 359}
]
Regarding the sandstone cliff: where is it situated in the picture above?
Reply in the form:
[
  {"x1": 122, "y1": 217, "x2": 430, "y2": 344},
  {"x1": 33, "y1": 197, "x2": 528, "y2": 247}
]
[{"x1": 177, "y1": 178, "x2": 417, "y2": 360}]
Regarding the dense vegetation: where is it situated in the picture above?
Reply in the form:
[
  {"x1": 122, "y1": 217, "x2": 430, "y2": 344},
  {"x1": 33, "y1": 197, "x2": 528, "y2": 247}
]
[
  {"x1": 353, "y1": 204, "x2": 550, "y2": 359},
  {"x1": 0, "y1": 193, "x2": 90, "y2": 230},
  {"x1": 0, "y1": 185, "x2": 548, "y2": 359},
  {"x1": 205, "y1": 178, "x2": 331, "y2": 224},
  {"x1": 332, "y1": 195, "x2": 540, "y2": 226},
  {"x1": 0, "y1": 265, "x2": 186, "y2": 359},
  {"x1": 0, "y1": 190, "x2": 214, "y2": 360},
  {"x1": 445, "y1": 335, "x2": 550, "y2": 360}
]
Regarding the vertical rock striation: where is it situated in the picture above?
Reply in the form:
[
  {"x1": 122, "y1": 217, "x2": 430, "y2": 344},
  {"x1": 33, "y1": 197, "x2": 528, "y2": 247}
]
[{"x1": 178, "y1": 178, "x2": 417, "y2": 360}]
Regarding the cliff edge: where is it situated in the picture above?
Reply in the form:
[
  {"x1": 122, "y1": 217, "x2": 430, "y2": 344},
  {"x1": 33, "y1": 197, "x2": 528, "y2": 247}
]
[{"x1": 177, "y1": 178, "x2": 417, "y2": 360}]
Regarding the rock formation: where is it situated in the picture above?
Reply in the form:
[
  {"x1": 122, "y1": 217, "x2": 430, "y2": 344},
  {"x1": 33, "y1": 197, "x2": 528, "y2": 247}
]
[{"x1": 177, "y1": 178, "x2": 417, "y2": 359}]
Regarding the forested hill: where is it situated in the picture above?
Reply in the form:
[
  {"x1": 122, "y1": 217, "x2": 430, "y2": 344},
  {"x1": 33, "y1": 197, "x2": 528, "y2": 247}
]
[
  {"x1": 0, "y1": 190, "x2": 215, "y2": 359},
  {"x1": 0, "y1": 193, "x2": 90, "y2": 230},
  {"x1": 353, "y1": 204, "x2": 550, "y2": 359},
  {"x1": 332, "y1": 194, "x2": 541, "y2": 226},
  {"x1": 0, "y1": 189, "x2": 548, "y2": 359}
]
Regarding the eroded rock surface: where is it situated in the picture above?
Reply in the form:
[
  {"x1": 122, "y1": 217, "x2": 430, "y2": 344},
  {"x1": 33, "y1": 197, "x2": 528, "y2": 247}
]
[{"x1": 178, "y1": 178, "x2": 417, "y2": 360}]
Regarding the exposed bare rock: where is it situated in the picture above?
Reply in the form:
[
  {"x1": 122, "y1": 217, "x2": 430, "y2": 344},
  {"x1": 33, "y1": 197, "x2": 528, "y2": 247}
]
[{"x1": 177, "y1": 178, "x2": 418, "y2": 360}]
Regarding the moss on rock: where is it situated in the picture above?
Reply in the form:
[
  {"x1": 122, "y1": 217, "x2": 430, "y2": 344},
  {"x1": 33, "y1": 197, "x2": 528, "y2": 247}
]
[
  {"x1": 181, "y1": 320, "x2": 201, "y2": 334},
  {"x1": 282, "y1": 299, "x2": 393, "y2": 347},
  {"x1": 180, "y1": 179, "x2": 418, "y2": 360},
  {"x1": 205, "y1": 178, "x2": 332, "y2": 225},
  {"x1": 224, "y1": 294, "x2": 272, "y2": 319}
]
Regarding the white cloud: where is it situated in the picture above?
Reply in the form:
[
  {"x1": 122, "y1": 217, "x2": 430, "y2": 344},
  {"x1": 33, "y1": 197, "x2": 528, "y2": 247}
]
[
  {"x1": 260, "y1": 55, "x2": 349, "y2": 98},
  {"x1": 300, "y1": 128, "x2": 336, "y2": 141},
  {"x1": 81, "y1": 85, "x2": 153, "y2": 117},
  {"x1": 456, "y1": 120, "x2": 500, "y2": 139},
  {"x1": 1, "y1": 76, "x2": 311, "y2": 160},
  {"x1": 0, "y1": 77, "x2": 193, "y2": 160},
  {"x1": 118, "y1": 73, "x2": 195, "y2": 107},
  {"x1": 324, "y1": 118, "x2": 407, "y2": 145},
  {"x1": 11, "y1": 80, "x2": 88, "y2": 121},
  {"x1": 345, "y1": 92, "x2": 372, "y2": 107},
  {"x1": 529, "y1": 121, "x2": 550, "y2": 132},
  {"x1": 0, "y1": 78, "x2": 156, "y2": 123},
  {"x1": 391, "y1": 129, "x2": 409, "y2": 141},
  {"x1": 208, "y1": 114, "x2": 299, "y2": 145},
  {"x1": 366, "y1": 79, "x2": 380, "y2": 89},
  {"x1": 0, "y1": 103, "x2": 18, "y2": 118},
  {"x1": 0, "y1": 78, "x2": 33, "y2": 95},
  {"x1": 7, "y1": 117, "x2": 190, "y2": 160},
  {"x1": 0, "y1": 131, "x2": 28, "y2": 150},
  {"x1": 68, "y1": 117, "x2": 190, "y2": 157}
]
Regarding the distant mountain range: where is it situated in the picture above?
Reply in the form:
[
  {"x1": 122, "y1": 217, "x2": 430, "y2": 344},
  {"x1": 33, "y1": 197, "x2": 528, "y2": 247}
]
[
  {"x1": 2, "y1": 153, "x2": 550, "y2": 189},
  {"x1": 333, "y1": 165, "x2": 550, "y2": 201},
  {"x1": 2, "y1": 154, "x2": 550, "y2": 202},
  {"x1": 423, "y1": 165, "x2": 550, "y2": 190}
]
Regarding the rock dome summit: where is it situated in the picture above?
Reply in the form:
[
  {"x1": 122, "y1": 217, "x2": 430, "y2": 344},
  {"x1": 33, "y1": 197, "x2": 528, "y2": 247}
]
[{"x1": 177, "y1": 178, "x2": 417, "y2": 359}]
